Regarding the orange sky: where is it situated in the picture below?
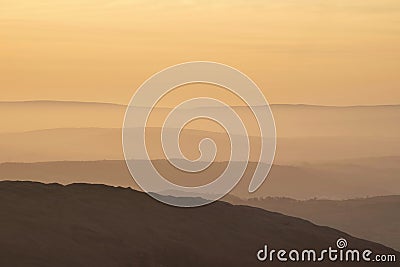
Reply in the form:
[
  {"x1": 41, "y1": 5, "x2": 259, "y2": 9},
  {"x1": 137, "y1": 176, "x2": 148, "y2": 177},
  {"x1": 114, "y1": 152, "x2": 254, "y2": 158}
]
[{"x1": 1, "y1": 0, "x2": 399, "y2": 105}]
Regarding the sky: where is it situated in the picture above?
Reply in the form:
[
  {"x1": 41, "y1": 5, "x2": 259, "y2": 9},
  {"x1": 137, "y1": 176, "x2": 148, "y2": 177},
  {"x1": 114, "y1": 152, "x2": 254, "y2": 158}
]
[{"x1": 1, "y1": 0, "x2": 399, "y2": 105}]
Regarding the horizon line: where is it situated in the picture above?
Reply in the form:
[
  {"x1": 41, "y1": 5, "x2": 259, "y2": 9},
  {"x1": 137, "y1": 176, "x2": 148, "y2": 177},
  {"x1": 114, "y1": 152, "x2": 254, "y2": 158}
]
[{"x1": 1, "y1": 99, "x2": 400, "y2": 108}]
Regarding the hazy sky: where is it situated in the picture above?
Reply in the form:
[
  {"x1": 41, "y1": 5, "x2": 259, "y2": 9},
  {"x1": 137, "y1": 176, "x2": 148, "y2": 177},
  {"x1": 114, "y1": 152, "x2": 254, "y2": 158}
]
[{"x1": 1, "y1": 0, "x2": 399, "y2": 105}]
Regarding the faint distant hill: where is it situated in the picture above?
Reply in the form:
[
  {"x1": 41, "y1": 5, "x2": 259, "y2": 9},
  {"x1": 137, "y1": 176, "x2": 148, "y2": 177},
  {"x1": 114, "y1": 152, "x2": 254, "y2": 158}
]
[
  {"x1": 0, "y1": 181, "x2": 398, "y2": 267},
  {"x1": 1, "y1": 101, "x2": 399, "y2": 164},
  {"x1": 225, "y1": 195, "x2": 400, "y2": 251},
  {"x1": 0, "y1": 127, "x2": 399, "y2": 164},
  {"x1": 1, "y1": 100, "x2": 399, "y2": 138},
  {"x1": 0, "y1": 100, "x2": 126, "y2": 132}
]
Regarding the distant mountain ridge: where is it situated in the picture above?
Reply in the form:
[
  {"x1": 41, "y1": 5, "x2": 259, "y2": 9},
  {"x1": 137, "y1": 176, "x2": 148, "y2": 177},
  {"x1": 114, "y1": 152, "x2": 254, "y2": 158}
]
[
  {"x1": 1, "y1": 158, "x2": 399, "y2": 200},
  {"x1": 0, "y1": 100, "x2": 126, "y2": 107}
]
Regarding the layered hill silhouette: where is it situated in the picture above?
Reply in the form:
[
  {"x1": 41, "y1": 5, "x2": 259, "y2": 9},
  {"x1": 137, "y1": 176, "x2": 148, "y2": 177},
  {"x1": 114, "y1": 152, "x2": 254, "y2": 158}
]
[
  {"x1": 1, "y1": 101, "x2": 398, "y2": 266},
  {"x1": 0, "y1": 181, "x2": 398, "y2": 267}
]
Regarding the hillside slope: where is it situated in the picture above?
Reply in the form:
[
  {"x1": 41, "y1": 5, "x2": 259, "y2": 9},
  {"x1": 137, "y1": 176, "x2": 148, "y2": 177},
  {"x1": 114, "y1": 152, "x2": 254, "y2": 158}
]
[{"x1": 0, "y1": 181, "x2": 398, "y2": 266}]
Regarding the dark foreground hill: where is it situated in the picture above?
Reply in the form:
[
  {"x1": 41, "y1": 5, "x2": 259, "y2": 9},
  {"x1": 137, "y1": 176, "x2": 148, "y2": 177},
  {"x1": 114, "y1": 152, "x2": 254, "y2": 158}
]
[{"x1": 0, "y1": 181, "x2": 398, "y2": 267}]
